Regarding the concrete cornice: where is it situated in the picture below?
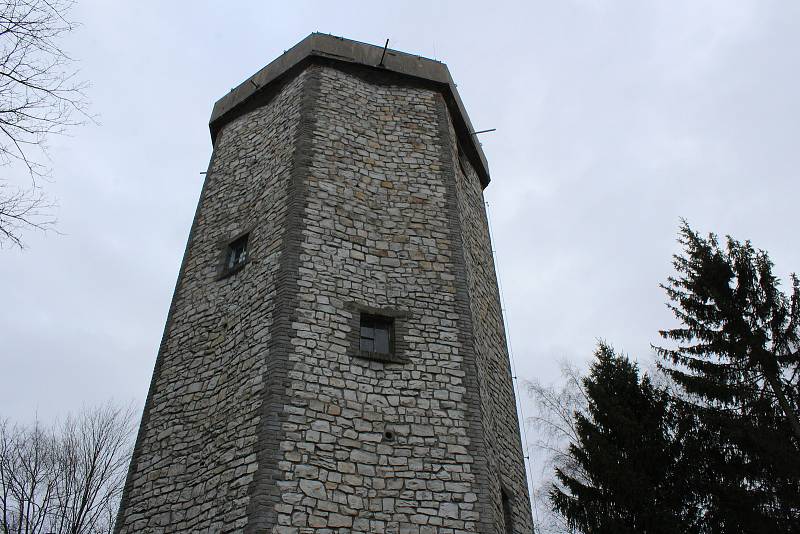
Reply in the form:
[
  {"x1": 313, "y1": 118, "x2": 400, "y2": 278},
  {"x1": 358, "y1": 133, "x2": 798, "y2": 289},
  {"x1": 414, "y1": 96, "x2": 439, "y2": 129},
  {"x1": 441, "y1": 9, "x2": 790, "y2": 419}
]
[{"x1": 209, "y1": 33, "x2": 491, "y2": 188}]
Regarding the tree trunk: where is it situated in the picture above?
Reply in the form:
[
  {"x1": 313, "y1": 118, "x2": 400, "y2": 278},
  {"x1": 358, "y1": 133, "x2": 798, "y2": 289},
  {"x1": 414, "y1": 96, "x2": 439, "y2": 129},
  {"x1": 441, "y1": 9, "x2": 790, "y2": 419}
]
[{"x1": 763, "y1": 367, "x2": 800, "y2": 447}]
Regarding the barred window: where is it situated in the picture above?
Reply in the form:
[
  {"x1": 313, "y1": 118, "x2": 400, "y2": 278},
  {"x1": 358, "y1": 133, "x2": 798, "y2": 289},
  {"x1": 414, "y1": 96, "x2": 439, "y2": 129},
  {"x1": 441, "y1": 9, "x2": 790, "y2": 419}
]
[{"x1": 220, "y1": 233, "x2": 249, "y2": 277}]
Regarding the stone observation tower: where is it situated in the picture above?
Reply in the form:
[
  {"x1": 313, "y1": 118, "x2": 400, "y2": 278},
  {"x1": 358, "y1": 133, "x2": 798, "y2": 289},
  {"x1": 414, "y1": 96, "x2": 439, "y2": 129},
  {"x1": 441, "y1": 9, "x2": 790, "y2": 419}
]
[{"x1": 116, "y1": 34, "x2": 533, "y2": 533}]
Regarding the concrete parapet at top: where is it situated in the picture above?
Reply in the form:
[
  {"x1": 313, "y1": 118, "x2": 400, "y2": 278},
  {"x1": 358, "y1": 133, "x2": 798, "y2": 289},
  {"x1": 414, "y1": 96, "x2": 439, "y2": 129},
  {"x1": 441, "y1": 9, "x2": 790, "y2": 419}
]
[{"x1": 209, "y1": 33, "x2": 491, "y2": 187}]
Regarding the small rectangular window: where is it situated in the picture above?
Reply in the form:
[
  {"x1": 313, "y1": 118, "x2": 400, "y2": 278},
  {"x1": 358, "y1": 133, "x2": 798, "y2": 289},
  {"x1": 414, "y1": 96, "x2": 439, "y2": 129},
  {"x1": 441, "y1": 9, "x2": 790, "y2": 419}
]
[
  {"x1": 360, "y1": 314, "x2": 393, "y2": 355},
  {"x1": 502, "y1": 488, "x2": 514, "y2": 534},
  {"x1": 220, "y1": 233, "x2": 249, "y2": 277}
]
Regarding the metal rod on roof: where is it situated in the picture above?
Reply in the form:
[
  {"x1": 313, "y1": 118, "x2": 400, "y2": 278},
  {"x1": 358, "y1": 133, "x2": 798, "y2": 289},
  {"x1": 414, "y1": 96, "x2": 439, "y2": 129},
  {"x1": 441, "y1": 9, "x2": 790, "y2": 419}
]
[
  {"x1": 470, "y1": 128, "x2": 497, "y2": 135},
  {"x1": 378, "y1": 39, "x2": 389, "y2": 67}
]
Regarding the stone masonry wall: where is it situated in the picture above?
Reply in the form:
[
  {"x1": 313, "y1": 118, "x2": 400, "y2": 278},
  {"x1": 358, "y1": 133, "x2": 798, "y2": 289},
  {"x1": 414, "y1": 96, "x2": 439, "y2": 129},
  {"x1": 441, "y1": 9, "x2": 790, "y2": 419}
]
[
  {"x1": 117, "y1": 59, "x2": 532, "y2": 534},
  {"x1": 445, "y1": 114, "x2": 534, "y2": 532},
  {"x1": 269, "y1": 66, "x2": 492, "y2": 534},
  {"x1": 115, "y1": 71, "x2": 308, "y2": 533}
]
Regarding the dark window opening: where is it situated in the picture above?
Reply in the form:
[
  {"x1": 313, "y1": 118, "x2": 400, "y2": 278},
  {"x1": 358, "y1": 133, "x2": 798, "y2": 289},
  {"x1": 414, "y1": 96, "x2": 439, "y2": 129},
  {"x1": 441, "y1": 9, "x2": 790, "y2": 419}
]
[
  {"x1": 221, "y1": 233, "x2": 249, "y2": 277},
  {"x1": 359, "y1": 314, "x2": 393, "y2": 355},
  {"x1": 502, "y1": 488, "x2": 514, "y2": 534}
]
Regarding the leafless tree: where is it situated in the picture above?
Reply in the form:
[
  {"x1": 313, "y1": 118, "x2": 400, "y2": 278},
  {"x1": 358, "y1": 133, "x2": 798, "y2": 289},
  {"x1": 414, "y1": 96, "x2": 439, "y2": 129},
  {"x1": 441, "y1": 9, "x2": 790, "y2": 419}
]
[
  {"x1": 525, "y1": 361, "x2": 588, "y2": 534},
  {"x1": 0, "y1": 419, "x2": 55, "y2": 533},
  {"x1": 0, "y1": 0, "x2": 89, "y2": 248},
  {"x1": 0, "y1": 403, "x2": 135, "y2": 534}
]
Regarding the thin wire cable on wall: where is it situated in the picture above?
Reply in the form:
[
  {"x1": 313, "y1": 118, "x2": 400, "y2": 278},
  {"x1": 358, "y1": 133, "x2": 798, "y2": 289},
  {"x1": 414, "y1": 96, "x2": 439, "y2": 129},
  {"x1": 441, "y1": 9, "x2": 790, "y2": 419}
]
[{"x1": 484, "y1": 200, "x2": 538, "y2": 520}]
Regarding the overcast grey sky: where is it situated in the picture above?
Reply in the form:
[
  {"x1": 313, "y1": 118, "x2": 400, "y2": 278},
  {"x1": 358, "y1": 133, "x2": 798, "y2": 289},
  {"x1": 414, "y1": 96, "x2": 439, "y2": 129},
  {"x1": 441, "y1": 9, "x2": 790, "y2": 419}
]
[{"x1": 2, "y1": 0, "x2": 799, "y2": 443}]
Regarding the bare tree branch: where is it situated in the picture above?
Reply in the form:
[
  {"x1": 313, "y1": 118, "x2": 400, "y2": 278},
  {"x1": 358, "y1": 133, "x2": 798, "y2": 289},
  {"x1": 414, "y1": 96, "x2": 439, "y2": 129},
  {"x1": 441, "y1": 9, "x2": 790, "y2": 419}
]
[
  {"x1": 0, "y1": 403, "x2": 135, "y2": 534},
  {"x1": 0, "y1": 180, "x2": 54, "y2": 248},
  {"x1": 0, "y1": 0, "x2": 90, "y2": 248},
  {"x1": 525, "y1": 359, "x2": 588, "y2": 534}
]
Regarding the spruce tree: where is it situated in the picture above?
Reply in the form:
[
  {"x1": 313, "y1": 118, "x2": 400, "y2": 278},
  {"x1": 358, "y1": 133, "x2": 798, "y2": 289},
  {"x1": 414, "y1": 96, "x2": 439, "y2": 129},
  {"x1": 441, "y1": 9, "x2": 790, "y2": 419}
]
[
  {"x1": 550, "y1": 343, "x2": 701, "y2": 533},
  {"x1": 657, "y1": 222, "x2": 800, "y2": 532}
]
